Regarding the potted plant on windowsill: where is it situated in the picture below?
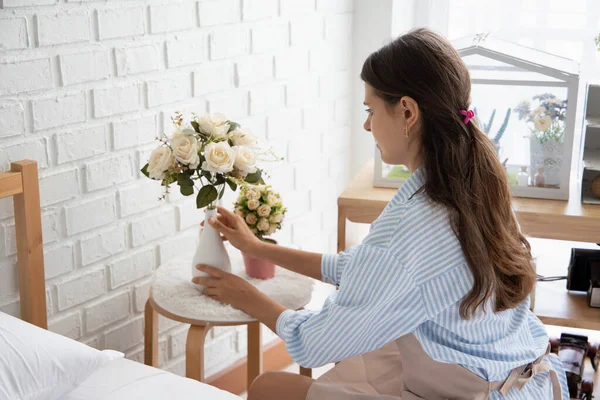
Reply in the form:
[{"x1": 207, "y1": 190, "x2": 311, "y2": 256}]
[{"x1": 234, "y1": 184, "x2": 287, "y2": 280}]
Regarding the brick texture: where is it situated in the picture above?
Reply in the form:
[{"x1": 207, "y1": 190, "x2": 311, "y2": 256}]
[{"x1": 0, "y1": 0, "x2": 354, "y2": 379}]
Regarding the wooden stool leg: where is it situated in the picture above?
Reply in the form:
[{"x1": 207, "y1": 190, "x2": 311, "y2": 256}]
[
  {"x1": 300, "y1": 366, "x2": 312, "y2": 378},
  {"x1": 247, "y1": 322, "x2": 263, "y2": 388},
  {"x1": 144, "y1": 299, "x2": 158, "y2": 367},
  {"x1": 186, "y1": 325, "x2": 211, "y2": 382}
]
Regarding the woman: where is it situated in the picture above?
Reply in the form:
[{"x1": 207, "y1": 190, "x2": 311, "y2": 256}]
[{"x1": 193, "y1": 28, "x2": 568, "y2": 399}]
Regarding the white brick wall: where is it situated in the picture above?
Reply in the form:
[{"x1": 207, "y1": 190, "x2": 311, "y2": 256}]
[
  {"x1": 0, "y1": 58, "x2": 53, "y2": 95},
  {"x1": 0, "y1": 17, "x2": 28, "y2": 50},
  {"x1": 0, "y1": 100, "x2": 25, "y2": 138},
  {"x1": 60, "y1": 51, "x2": 110, "y2": 86},
  {"x1": 0, "y1": 0, "x2": 353, "y2": 382}
]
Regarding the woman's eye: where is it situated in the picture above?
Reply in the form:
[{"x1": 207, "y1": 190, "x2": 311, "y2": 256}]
[{"x1": 365, "y1": 108, "x2": 373, "y2": 115}]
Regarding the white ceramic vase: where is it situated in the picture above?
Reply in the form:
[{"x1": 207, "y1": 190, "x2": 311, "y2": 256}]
[{"x1": 191, "y1": 206, "x2": 232, "y2": 291}]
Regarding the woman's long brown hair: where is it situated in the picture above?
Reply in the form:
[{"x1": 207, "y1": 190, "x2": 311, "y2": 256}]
[{"x1": 361, "y1": 28, "x2": 536, "y2": 318}]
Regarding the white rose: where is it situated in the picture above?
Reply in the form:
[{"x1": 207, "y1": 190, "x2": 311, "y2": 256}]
[
  {"x1": 201, "y1": 142, "x2": 235, "y2": 174},
  {"x1": 531, "y1": 106, "x2": 547, "y2": 118},
  {"x1": 246, "y1": 189, "x2": 260, "y2": 200},
  {"x1": 267, "y1": 224, "x2": 277, "y2": 236},
  {"x1": 171, "y1": 129, "x2": 200, "y2": 169},
  {"x1": 247, "y1": 199, "x2": 260, "y2": 210},
  {"x1": 257, "y1": 218, "x2": 270, "y2": 232},
  {"x1": 534, "y1": 115, "x2": 551, "y2": 132},
  {"x1": 228, "y1": 129, "x2": 258, "y2": 147},
  {"x1": 257, "y1": 204, "x2": 271, "y2": 217},
  {"x1": 148, "y1": 146, "x2": 177, "y2": 180},
  {"x1": 235, "y1": 208, "x2": 246, "y2": 218},
  {"x1": 232, "y1": 146, "x2": 257, "y2": 176},
  {"x1": 267, "y1": 194, "x2": 279, "y2": 206},
  {"x1": 245, "y1": 213, "x2": 258, "y2": 225},
  {"x1": 269, "y1": 213, "x2": 283, "y2": 223},
  {"x1": 196, "y1": 113, "x2": 230, "y2": 138},
  {"x1": 251, "y1": 227, "x2": 258, "y2": 235}
]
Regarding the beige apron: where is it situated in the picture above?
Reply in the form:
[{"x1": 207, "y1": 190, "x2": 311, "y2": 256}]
[{"x1": 306, "y1": 334, "x2": 561, "y2": 400}]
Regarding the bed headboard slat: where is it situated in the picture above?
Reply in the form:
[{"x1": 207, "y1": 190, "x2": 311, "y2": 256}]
[{"x1": 5, "y1": 160, "x2": 47, "y2": 329}]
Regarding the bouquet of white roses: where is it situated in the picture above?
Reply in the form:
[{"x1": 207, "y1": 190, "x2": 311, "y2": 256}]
[
  {"x1": 142, "y1": 112, "x2": 278, "y2": 209},
  {"x1": 233, "y1": 185, "x2": 287, "y2": 241}
]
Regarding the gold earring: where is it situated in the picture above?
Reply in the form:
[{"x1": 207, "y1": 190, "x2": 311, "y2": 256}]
[{"x1": 404, "y1": 125, "x2": 409, "y2": 139}]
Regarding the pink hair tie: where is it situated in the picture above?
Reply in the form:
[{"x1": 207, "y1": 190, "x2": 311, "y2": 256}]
[{"x1": 459, "y1": 109, "x2": 475, "y2": 125}]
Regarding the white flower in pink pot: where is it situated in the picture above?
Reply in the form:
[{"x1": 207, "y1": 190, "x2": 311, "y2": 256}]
[
  {"x1": 257, "y1": 204, "x2": 271, "y2": 217},
  {"x1": 257, "y1": 218, "x2": 270, "y2": 232},
  {"x1": 245, "y1": 213, "x2": 258, "y2": 225},
  {"x1": 247, "y1": 199, "x2": 260, "y2": 210}
]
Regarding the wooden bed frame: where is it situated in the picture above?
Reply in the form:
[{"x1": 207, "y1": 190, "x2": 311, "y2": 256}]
[{"x1": 0, "y1": 160, "x2": 47, "y2": 329}]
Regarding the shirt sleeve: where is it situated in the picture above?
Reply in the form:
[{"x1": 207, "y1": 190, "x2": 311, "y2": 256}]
[
  {"x1": 320, "y1": 246, "x2": 358, "y2": 285},
  {"x1": 277, "y1": 244, "x2": 429, "y2": 368}
]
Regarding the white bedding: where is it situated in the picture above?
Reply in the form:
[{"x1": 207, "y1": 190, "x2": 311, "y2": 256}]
[{"x1": 62, "y1": 357, "x2": 241, "y2": 400}]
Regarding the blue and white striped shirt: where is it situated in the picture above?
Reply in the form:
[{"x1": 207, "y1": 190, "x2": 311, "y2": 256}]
[{"x1": 276, "y1": 167, "x2": 569, "y2": 399}]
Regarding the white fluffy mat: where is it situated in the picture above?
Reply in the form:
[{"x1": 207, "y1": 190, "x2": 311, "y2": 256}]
[{"x1": 151, "y1": 253, "x2": 315, "y2": 323}]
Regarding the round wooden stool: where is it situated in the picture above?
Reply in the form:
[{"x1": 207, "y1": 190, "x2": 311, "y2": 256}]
[{"x1": 143, "y1": 254, "x2": 314, "y2": 390}]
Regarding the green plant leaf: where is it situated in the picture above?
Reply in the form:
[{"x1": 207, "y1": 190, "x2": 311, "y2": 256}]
[
  {"x1": 226, "y1": 179, "x2": 237, "y2": 192},
  {"x1": 227, "y1": 121, "x2": 240, "y2": 132},
  {"x1": 191, "y1": 120, "x2": 200, "y2": 133},
  {"x1": 177, "y1": 174, "x2": 194, "y2": 187},
  {"x1": 196, "y1": 185, "x2": 218, "y2": 208},
  {"x1": 141, "y1": 163, "x2": 150, "y2": 178},
  {"x1": 245, "y1": 170, "x2": 262, "y2": 184},
  {"x1": 218, "y1": 185, "x2": 225, "y2": 200},
  {"x1": 214, "y1": 174, "x2": 225, "y2": 185},
  {"x1": 201, "y1": 170, "x2": 213, "y2": 181},
  {"x1": 180, "y1": 185, "x2": 194, "y2": 196}
]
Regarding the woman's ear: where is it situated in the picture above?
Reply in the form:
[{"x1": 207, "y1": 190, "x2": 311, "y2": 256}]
[{"x1": 399, "y1": 96, "x2": 420, "y2": 130}]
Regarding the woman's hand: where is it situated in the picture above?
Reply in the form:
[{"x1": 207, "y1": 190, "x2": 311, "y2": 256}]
[
  {"x1": 207, "y1": 206, "x2": 262, "y2": 255},
  {"x1": 192, "y1": 264, "x2": 262, "y2": 312},
  {"x1": 192, "y1": 264, "x2": 288, "y2": 332}
]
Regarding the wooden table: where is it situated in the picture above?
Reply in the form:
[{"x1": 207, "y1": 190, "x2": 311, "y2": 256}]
[
  {"x1": 339, "y1": 160, "x2": 600, "y2": 330},
  {"x1": 143, "y1": 258, "x2": 314, "y2": 389}
]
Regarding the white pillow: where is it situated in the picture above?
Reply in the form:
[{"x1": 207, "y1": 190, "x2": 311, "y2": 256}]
[{"x1": 0, "y1": 312, "x2": 123, "y2": 400}]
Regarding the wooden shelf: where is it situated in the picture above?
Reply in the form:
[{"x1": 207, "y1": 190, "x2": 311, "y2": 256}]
[{"x1": 341, "y1": 160, "x2": 600, "y2": 243}]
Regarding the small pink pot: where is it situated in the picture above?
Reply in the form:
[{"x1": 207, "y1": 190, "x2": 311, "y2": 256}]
[{"x1": 243, "y1": 239, "x2": 276, "y2": 280}]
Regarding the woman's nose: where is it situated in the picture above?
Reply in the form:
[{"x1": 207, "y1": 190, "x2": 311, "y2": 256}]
[{"x1": 363, "y1": 118, "x2": 371, "y2": 132}]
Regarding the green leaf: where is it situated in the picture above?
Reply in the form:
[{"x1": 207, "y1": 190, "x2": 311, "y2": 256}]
[
  {"x1": 198, "y1": 153, "x2": 205, "y2": 166},
  {"x1": 201, "y1": 170, "x2": 213, "y2": 181},
  {"x1": 191, "y1": 120, "x2": 200, "y2": 133},
  {"x1": 180, "y1": 185, "x2": 194, "y2": 196},
  {"x1": 177, "y1": 174, "x2": 194, "y2": 187},
  {"x1": 141, "y1": 164, "x2": 150, "y2": 178},
  {"x1": 214, "y1": 174, "x2": 225, "y2": 185},
  {"x1": 258, "y1": 178, "x2": 265, "y2": 185},
  {"x1": 218, "y1": 185, "x2": 225, "y2": 200},
  {"x1": 244, "y1": 170, "x2": 262, "y2": 184},
  {"x1": 196, "y1": 185, "x2": 218, "y2": 208},
  {"x1": 162, "y1": 173, "x2": 176, "y2": 186},
  {"x1": 226, "y1": 179, "x2": 237, "y2": 192},
  {"x1": 227, "y1": 121, "x2": 240, "y2": 133}
]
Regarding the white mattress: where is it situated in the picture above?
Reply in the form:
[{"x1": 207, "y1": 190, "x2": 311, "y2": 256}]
[{"x1": 62, "y1": 357, "x2": 241, "y2": 400}]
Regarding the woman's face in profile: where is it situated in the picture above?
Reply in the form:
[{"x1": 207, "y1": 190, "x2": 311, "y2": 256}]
[{"x1": 363, "y1": 83, "x2": 410, "y2": 166}]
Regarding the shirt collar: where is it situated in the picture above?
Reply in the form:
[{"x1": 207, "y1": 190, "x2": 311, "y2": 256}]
[{"x1": 396, "y1": 166, "x2": 426, "y2": 203}]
